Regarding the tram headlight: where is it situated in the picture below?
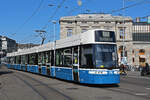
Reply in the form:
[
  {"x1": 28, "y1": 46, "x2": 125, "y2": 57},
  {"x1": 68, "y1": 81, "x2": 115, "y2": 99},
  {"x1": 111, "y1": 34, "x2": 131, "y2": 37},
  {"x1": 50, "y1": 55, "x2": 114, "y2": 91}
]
[
  {"x1": 114, "y1": 71, "x2": 120, "y2": 74},
  {"x1": 102, "y1": 71, "x2": 108, "y2": 74}
]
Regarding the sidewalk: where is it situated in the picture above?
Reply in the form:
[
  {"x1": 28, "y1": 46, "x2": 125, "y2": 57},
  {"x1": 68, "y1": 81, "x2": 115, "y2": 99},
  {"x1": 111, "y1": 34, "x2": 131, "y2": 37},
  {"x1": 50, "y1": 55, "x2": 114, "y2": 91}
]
[
  {"x1": 125, "y1": 71, "x2": 150, "y2": 79},
  {"x1": 127, "y1": 71, "x2": 141, "y2": 77}
]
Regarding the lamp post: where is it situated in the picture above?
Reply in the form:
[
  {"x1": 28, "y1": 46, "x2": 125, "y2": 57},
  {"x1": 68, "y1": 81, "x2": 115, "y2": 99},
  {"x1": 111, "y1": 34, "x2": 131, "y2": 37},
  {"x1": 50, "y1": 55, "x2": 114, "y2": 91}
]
[
  {"x1": 52, "y1": 20, "x2": 56, "y2": 66},
  {"x1": 122, "y1": 0, "x2": 125, "y2": 59},
  {"x1": 52, "y1": 20, "x2": 56, "y2": 42},
  {"x1": 120, "y1": 0, "x2": 126, "y2": 65},
  {"x1": 77, "y1": 0, "x2": 82, "y2": 6}
]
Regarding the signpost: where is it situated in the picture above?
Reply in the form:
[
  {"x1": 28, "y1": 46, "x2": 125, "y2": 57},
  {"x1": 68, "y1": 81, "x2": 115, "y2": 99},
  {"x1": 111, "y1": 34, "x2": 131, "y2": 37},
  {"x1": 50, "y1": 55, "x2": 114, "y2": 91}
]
[{"x1": 148, "y1": 17, "x2": 150, "y2": 24}]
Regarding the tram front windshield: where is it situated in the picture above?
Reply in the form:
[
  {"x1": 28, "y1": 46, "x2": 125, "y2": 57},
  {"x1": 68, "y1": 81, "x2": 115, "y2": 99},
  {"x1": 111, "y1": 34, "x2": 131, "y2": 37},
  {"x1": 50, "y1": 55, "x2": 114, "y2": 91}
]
[{"x1": 80, "y1": 44, "x2": 117, "y2": 69}]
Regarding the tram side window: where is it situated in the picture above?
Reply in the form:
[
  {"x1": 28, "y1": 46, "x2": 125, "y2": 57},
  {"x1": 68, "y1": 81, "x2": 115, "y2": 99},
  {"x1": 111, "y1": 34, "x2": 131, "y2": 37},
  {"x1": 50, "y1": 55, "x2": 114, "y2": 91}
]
[
  {"x1": 6, "y1": 57, "x2": 9, "y2": 64},
  {"x1": 42, "y1": 52, "x2": 46, "y2": 65},
  {"x1": 45, "y1": 51, "x2": 51, "y2": 65},
  {"x1": 7, "y1": 57, "x2": 10, "y2": 64},
  {"x1": 11, "y1": 57, "x2": 15, "y2": 64},
  {"x1": 38, "y1": 53, "x2": 42, "y2": 65},
  {"x1": 29, "y1": 53, "x2": 38, "y2": 65},
  {"x1": 14, "y1": 56, "x2": 16, "y2": 64},
  {"x1": 9, "y1": 57, "x2": 12, "y2": 64},
  {"x1": 63, "y1": 48, "x2": 72, "y2": 67},
  {"x1": 38, "y1": 52, "x2": 46, "y2": 65},
  {"x1": 16, "y1": 56, "x2": 18, "y2": 64},
  {"x1": 8, "y1": 57, "x2": 10, "y2": 64},
  {"x1": 25, "y1": 55, "x2": 29, "y2": 64},
  {"x1": 55, "y1": 48, "x2": 75, "y2": 67},
  {"x1": 16, "y1": 56, "x2": 21, "y2": 64},
  {"x1": 21, "y1": 55, "x2": 26, "y2": 64},
  {"x1": 80, "y1": 45, "x2": 94, "y2": 68},
  {"x1": 55, "y1": 50, "x2": 63, "y2": 66}
]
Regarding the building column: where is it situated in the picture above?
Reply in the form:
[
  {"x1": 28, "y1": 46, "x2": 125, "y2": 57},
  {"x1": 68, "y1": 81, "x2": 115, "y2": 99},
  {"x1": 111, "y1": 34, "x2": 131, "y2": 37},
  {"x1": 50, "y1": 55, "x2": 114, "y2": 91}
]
[
  {"x1": 126, "y1": 43, "x2": 132, "y2": 66},
  {"x1": 135, "y1": 49, "x2": 139, "y2": 67}
]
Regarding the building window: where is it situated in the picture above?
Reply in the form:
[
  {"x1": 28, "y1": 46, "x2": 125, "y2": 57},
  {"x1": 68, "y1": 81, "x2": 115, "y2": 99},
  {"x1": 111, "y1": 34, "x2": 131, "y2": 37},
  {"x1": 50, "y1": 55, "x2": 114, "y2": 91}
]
[
  {"x1": 68, "y1": 21, "x2": 72, "y2": 24},
  {"x1": 139, "y1": 49, "x2": 145, "y2": 55},
  {"x1": 92, "y1": 26, "x2": 100, "y2": 29},
  {"x1": 132, "y1": 58, "x2": 135, "y2": 63},
  {"x1": 119, "y1": 22, "x2": 123, "y2": 24},
  {"x1": 82, "y1": 21, "x2": 87, "y2": 24},
  {"x1": 132, "y1": 33, "x2": 150, "y2": 41},
  {"x1": 132, "y1": 50, "x2": 134, "y2": 54},
  {"x1": 94, "y1": 21, "x2": 99, "y2": 24},
  {"x1": 105, "y1": 21, "x2": 111, "y2": 23},
  {"x1": 81, "y1": 29, "x2": 87, "y2": 33},
  {"x1": 104, "y1": 26, "x2": 112, "y2": 30},
  {"x1": 67, "y1": 29, "x2": 73, "y2": 37},
  {"x1": 119, "y1": 28, "x2": 125, "y2": 39}
]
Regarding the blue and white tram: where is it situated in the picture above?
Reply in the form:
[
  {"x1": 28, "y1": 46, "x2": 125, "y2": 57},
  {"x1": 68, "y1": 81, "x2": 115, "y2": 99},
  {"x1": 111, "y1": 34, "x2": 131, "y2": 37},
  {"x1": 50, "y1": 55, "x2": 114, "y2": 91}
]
[{"x1": 6, "y1": 29, "x2": 120, "y2": 84}]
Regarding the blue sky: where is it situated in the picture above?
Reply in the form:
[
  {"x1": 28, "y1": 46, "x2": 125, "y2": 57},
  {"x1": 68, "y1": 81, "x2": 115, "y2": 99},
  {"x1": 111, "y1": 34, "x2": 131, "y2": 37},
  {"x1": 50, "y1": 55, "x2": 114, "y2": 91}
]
[{"x1": 0, "y1": 0, "x2": 150, "y2": 44}]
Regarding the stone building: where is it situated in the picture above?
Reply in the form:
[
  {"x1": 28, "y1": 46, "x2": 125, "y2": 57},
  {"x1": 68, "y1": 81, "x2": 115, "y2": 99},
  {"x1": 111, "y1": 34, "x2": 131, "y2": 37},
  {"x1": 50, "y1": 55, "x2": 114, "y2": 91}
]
[
  {"x1": 17, "y1": 43, "x2": 40, "y2": 51},
  {"x1": 0, "y1": 36, "x2": 17, "y2": 53},
  {"x1": 0, "y1": 36, "x2": 17, "y2": 59},
  {"x1": 59, "y1": 13, "x2": 133, "y2": 66},
  {"x1": 132, "y1": 22, "x2": 150, "y2": 67}
]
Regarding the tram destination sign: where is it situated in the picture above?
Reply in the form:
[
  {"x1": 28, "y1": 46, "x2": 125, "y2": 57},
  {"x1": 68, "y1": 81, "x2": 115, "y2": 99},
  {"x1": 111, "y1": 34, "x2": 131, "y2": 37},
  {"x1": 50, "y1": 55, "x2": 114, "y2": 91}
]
[
  {"x1": 95, "y1": 31, "x2": 115, "y2": 42},
  {"x1": 99, "y1": 37, "x2": 113, "y2": 41}
]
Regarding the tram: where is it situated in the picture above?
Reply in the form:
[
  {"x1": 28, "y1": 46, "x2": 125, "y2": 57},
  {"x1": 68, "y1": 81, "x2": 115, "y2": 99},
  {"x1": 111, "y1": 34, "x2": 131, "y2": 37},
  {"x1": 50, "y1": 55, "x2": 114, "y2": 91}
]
[{"x1": 6, "y1": 29, "x2": 120, "y2": 84}]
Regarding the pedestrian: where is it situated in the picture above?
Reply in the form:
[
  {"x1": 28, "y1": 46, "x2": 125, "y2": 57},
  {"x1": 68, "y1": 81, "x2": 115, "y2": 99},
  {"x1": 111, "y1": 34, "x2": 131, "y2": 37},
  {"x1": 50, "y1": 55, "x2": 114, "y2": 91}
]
[
  {"x1": 145, "y1": 63, "x2": 150, "y2": 75},
  {"x1": 120, "y1": 64, "x2": 127, "y2": 75},
  {"x1": 141, "y1": 63, "x2": 146, "y2": 76}
]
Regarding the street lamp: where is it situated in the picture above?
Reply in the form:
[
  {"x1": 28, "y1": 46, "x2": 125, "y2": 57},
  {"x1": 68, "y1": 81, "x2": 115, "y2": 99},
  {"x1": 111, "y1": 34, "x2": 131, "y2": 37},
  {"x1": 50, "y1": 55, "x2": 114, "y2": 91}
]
[
  {"x1": 52, "y1": 20, "x2": 56, "y2": 42},
  {"x1": 121, "y1": 0, "x2": 127, "y2": 65},
  {"x1": 52, "y1": 20, "x2": 56, "y2": 66},
  {"x1": 77, "y1": 0, "x2": 82, "y2": 6},
  {"x1": 35, "y1": 30, "x2": 46, "y2": 45}
]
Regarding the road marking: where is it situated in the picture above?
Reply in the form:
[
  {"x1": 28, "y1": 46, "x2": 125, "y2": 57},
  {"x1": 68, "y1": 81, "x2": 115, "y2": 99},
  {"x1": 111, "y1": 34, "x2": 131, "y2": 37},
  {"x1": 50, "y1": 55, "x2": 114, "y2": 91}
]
[
  {"x1": 146, "y1": 88, "x2": 150, "y2": 90},
  {"x1": 135, "y1": 93, "x2": 148, "y2": 96},
  {"x1": 128, "y1": 76, "x2": 150, "y2": 80}
]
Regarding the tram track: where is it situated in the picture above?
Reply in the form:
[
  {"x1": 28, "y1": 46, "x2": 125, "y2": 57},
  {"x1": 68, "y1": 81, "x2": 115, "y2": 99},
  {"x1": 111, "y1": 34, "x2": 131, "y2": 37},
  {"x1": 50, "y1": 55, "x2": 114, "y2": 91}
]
[
  {"x1": 13, "y1": 71, "x2": 73, "y2": 100},
  {"x1": 120, "y1": 76, "x2": 150, "y2": 87},
  {"x1": 102, "y1": 77, "x2": 150, "y2": 100},
  {"x1": 106, "y1": 87, "x2": 150, "y2": 100},
  {"x1": 1, "y1": 64, "x2": 150, "y2": 100},
  {"x1": 10, "y1": 69, "x2": 150, "y2": 100}
]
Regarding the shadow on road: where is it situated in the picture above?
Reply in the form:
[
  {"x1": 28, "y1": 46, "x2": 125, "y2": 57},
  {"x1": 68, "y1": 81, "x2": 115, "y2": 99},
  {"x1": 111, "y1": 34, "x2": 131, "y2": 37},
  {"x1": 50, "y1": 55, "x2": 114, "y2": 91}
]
[
  {"x1": 0, "y1": 71, "x2": 13, "y2": 75},
  {"x1": 54, "y1": 77, "x2": 119, "y2": 88},
  {"x1": 78, "y1": 83, "x2": 120, "y2": 88},
  {"x1": 0, "y1": 64, "x2": 13, "y2": 75}
]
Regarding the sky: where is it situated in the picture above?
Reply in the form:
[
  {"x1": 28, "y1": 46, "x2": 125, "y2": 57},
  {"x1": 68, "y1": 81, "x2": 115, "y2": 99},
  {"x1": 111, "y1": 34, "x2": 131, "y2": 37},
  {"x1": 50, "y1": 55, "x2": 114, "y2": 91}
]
[{"x1": 0, "y1": 0, "x2": 150, "y2": 44}]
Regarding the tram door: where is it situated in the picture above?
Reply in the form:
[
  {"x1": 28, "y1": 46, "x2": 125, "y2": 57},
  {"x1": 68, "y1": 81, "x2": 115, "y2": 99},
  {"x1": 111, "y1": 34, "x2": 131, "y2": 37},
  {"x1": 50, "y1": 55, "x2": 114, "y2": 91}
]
[
  {"x1": 73, "y1": 64, "x2": 79, "y2": 82},
  {"x1": 72, "y1": 47, "x2": 79, "y2": 82}
]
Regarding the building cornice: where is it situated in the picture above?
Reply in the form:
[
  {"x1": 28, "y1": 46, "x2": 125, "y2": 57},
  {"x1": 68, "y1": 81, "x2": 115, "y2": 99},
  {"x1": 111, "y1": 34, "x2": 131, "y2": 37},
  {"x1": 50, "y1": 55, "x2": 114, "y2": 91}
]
[
  {"x1": 133, "y1": 41, "x2": 150, "y2": 44},
  {"x1": 60, "y1": 14, "x2": 132, "y2": 22}
]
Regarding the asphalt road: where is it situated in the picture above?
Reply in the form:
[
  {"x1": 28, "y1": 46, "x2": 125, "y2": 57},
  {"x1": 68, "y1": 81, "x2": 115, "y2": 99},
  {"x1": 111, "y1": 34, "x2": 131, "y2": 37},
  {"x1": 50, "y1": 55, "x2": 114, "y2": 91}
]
[{"x1": 0, "y1": 65, "x2": 150, "y2": 100}]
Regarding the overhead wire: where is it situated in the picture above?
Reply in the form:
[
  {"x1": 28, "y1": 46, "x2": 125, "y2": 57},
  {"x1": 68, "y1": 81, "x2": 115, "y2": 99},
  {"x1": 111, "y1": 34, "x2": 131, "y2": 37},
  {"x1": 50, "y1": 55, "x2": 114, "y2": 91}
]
[
  {"x1": 42, "y1": 0, "x2": 67, "y2": 30},
  {"x1": 110, "y1": 0, "x2": 150, "y2": 13},
  {"x1": 16, "y1": 0, "x2": 150, "y2": 44},
  {"x1": 66, "y1": 0, "x2": 91, "y2": 15},
  {"x1": 15, "y1": 0, "x2": 44, "y2": 44},
  {"x1": 40, "y1": 0, "x2": 67, "y2": 43},
  {"x1": 16, "y1": 0, "x2": 44, "y2": 32}
]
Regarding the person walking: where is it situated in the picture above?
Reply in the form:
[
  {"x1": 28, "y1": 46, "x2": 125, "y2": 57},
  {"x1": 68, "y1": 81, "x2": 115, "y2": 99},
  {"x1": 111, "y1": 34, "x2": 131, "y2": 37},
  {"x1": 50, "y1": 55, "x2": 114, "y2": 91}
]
[
  {"x1": 141, "y1": 63, "x2": 149, "y2": 76},
  {"x1": 120, "y1": 64, "x2": 127, "y2": 75},
  {"x1": 145, "y1": 63, "x2": 150, "y2": 75}
]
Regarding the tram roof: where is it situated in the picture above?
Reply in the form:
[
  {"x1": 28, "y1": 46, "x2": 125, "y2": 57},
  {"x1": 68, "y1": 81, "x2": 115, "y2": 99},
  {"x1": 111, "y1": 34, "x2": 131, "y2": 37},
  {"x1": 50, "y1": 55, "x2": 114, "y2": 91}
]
[{"x1": 7, "y1": 29, "x2": 114, "y2": 57}]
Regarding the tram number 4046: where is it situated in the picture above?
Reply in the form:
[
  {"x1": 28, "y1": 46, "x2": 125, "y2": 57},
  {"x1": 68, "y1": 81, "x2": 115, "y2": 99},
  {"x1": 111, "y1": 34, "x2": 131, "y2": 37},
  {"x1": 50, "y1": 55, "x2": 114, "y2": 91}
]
[{"x1": 88, "y1": 71, "x2": 108, "y2": 75}]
